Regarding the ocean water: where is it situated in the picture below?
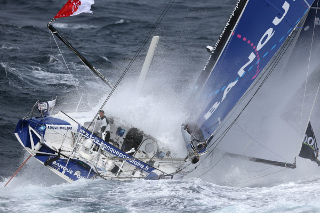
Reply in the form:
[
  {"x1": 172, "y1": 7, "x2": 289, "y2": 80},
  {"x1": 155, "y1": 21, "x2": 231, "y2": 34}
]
[{"x1": 1, "y1": 0, "x2": 320, "y2": 212}]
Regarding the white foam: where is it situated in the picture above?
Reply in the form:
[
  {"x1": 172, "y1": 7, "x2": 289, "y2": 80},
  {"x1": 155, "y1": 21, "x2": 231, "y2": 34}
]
[
  {"x1": 52, "y1": 23, "x2": 97, "y2": 30},
  {"x1": 114, "y1": 19, "x2": 125, "y2": 24},
  {"x1": 0, "y1": 45, "x2": 19, "y2": 50}
]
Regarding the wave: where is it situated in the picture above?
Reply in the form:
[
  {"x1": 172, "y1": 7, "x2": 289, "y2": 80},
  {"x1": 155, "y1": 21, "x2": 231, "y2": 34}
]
[
  {"x1": 30, "y1": 67, "x2": 79, "y2": 86},
  {"x1": 2, "y1": 175, "x2": 320, "y2": 212},
  {"x1": 0, "y1": 45, "x2": 19, "y2": 50},
  {"x1": 1, "y1": 63, "x2": 79, "y2": 88},
  {"x1": 52, "y1": 23, "x2": 97, "y2": 30},
  {"x1": 114, "y1": 19, "x2": 125, "y2": 25}
]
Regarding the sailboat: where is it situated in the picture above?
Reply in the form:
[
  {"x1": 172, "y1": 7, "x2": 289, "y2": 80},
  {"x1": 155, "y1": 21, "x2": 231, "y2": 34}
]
[
  {"x1": 13, "y1": 0, "x2": 183, "y2": 183},
  {"x1": 181, "y1": 0, "x2": 320, "y2": 184},
  {"x1": 12, "y1": 0, "x2": 320, "y2": 185}
]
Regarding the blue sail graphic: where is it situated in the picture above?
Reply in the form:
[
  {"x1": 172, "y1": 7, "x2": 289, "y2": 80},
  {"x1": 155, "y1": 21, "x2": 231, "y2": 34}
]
[{"x1": 192, "y1": 0, "x2": 314, "y2": 140}]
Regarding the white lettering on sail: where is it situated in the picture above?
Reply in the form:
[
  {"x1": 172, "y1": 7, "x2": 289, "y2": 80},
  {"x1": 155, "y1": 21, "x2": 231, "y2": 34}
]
[
  {"x1": 237, "y1": 52, "x2": 256, "y2": 77},
  {"x1": 272, "y1": 1, "x2": 290, "y2": 26},
  {"x1": 304, "y1": 135, "x2": 315, "y2": 146},
  {"x1": 204, "y1": 52, "x2": 255, "y2": 120},
  {"x1": 222, "y1": 80, "x2": 239, "y2": 102},
  {"x1": 203, "y1": 1, "x2": 291, "y2": 121},
  {"x1": 204, "y1": 102, "x2": 220, "y2": 120},
  {"x1": 256, "y1": 28, "x2": 275, "y2": 52},
  {"x1": 303, "y1": 133, "x2": 318, "y2": 157}
]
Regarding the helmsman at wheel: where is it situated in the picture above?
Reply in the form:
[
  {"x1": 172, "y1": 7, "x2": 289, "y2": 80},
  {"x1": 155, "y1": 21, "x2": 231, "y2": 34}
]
[{"x1": 96, "y1": 110, "x2": 110, "y2": 142}]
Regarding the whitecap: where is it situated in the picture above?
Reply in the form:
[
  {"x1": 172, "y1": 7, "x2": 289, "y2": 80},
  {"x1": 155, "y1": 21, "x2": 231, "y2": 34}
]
[
  {"x1": 100, "y1": 55, "x2": 111, "y2": 63},
  {"x1": 0, "y1": 45, "x2": 19, "y2": 50},
  {"x1": 30, "y1": 68, "x2": 79, "y2": 86},
  {"x1": 114, "y1": 19, "x2": 125, "y2": 24},
  {"x1": 52, "y1": 23, "x2": 97, "y2": 29}
]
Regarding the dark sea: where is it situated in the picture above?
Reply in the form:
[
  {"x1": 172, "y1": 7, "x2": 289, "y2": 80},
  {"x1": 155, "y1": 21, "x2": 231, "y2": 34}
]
[{"x1": 1, "y1": 0, "x2": 320, "y2": 212}]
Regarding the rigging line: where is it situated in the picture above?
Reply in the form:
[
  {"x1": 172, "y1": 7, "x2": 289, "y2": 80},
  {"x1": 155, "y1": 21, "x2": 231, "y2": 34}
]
[
  {"x1": 190, "y1": 30, "x2": 235, "y2": 125},
  {"x1": 234, "y1": 122, "x2": 287, "y2": 161},
  {"x1": 208, "y1": 15, "x2": 303, "y2": 137},
  {"x1": 307, "y1": 74, "x2": 320, "y2": 121},
  {"x1": 204, "y1": 84, "x2": 260, "y2": 149},
  {"x1": 218, "y1": 167, "x2": 288, "y2": 185},
  {"x1": 202, "y1": 41, "x2": 285, "y2": 133},
  {"x1": 75, "y1": 52, "x2": 103, "y2": 85},
  {"x1": 183, "y1": 152, "x2": 223, "y2": 174},
  {"x1": 49, "y1": 31, "x2": 81, "y2": 97},
  {"x1": 202, "y1": 85, "x2": 252, "y2": 132},
  {"x1": 241, "y1": 165, "x2": 275, "y2": 173},
  {"x1": 299, "y1": 4, "x2": 318, "y2": 135},
  {"x1": 48, "y1": 29, "x2": 56, "y2": 98},
  {"x1": 303, "y1": 61, "x2": 320, "y2": 144},
  {"x1": 201, "y1": 10, "x2": 308, "y2": 135},
  {"x1": 48, "y1": 29, "x2": 54, "y2": 62},
  {"x1": 201, "y1": 45, "x2": 277, "y2": 133},
  {"x1": 23, "y1": 101, "x2": 39, "y2": 119},
  {"x1": 202, "y1": 122, "x2": 234, "y2": 162},
  {"x1": 197, "y1": 153, "x2": 226, "y2": 178},
  {"x1": 201, "y1": 43, "x2": 277, "y2": 133},
  {"x1": 203, "y1": 61, "x2": 276, "y2": 155},
  {"x1": 59, "y1": 115, "x2": 169, "y2": 176},
  {"x1": 99, "y1": 0, "x2": 175, "y2": 107},
  {"x1": 200, "y1": 24, "x2": 302, "y2": 167},
  {"x1": 169, "y1": 161, "x2": 193, "y2": 175},
  {"x1": 86, "y1": 0, "x2": 176, "y2": 128},
  {"x1": 189, "y1": 0, "x2": 250, "y2": 122},
  {"x1": 75, "y1": 95, "x2": 82, "y2": 113},
  {"x1": 203, "y1": 80, "x2": 260, "y2": 154}
]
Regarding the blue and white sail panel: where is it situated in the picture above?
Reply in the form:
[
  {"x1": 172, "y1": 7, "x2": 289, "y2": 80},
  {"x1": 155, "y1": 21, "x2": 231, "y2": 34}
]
[{"x1": 195, "y1": 0, "x2": 314, "y2": 139}]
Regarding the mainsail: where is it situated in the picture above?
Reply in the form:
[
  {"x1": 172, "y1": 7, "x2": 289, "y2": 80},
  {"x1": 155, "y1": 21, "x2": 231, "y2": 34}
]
[
  {"x1": 182, "y1": 0, "x2": 318, "y2": 172},
  {"x1": 180, "y1": 0, "x2": 320, "y2": 185},
  {"x1": 189, "y1": 0, "x2": 314, "y2": 139}
]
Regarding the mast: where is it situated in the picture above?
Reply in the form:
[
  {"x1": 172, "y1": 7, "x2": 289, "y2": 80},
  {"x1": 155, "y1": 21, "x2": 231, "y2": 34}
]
[{"x1": 47, "y1": 20, "x2": 113, "y2": 89}]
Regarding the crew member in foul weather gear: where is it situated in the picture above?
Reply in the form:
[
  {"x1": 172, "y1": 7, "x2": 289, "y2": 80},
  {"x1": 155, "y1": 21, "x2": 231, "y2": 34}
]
[
  {"x1": 190, "y1": 134, "x2": 207, "y2": 154},
  {"x1": 95, "y1": 110, "x2": 110, "y2": 142}
]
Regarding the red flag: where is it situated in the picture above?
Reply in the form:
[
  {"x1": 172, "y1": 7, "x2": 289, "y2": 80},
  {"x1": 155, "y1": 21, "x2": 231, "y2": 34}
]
[{"x1": 54, "y1": 0, "x2": 94, "y2": 19}]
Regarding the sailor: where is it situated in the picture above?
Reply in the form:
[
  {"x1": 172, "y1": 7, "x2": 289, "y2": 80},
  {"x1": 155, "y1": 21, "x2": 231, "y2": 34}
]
[
  {"x1": 96, "y1": 110, "x2": 110, "y2": 142},
  {"x1": 190, "y1": 134, "x2": 207, "y2": 154}
]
